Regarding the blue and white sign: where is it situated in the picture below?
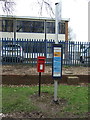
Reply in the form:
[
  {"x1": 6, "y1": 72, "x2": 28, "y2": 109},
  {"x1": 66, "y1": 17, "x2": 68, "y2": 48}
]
[{"x1": 52, "y1": 44, "x2": 62, "y2": 79}]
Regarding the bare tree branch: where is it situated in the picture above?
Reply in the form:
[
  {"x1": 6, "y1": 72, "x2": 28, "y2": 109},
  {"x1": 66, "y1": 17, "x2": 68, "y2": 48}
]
[
  {"x1": 0, "y1": 0, "x2": 15, "y2": 14},
  {"x1": 43, "y1": 0, "x2": 54, "y2": 15},
  {"x1": 37, "y1": 0, "x2": 44, "y2": 16},
  {"x1": 37, "y1": 0, "x2": 54, "y2": 17},
  {"x1": 68, "y1": 27, "x2": 76, "y2": 41}
]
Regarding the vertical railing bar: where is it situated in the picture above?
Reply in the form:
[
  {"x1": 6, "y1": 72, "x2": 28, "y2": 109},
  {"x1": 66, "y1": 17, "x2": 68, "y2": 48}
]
[
  {"x1": 80, "y1": 41, "x2": 81, "y2": 66},
  {"x1": 75, "y1": 41, "x2": 77, "y2": 65},
  {"x1": 36, "y1": 39, "x2": 38, "y2": 64},
  {"x1": 12, "y1": 38, "x2": 14, "y2": 65},
  {"x1": 32, "y1": 39, "x2": 34, "y2": 66},
  {"x1": 27, "y1": 38, "x2": 29, "y2": 64},
  {"x1": 69, "y1": 41, "x2": 71, "y2": 65},
  {"x1": 70, "y1": 41, "x2": 72, "y2": 66},
  {"x1": 34, "y1": 39, "x2": 36, "y2": 65},
  {"x1": 4, "y1": 38, "x2": 6, "y2": 65},
  {"x1": 74, "y1": 42, "x2": 76, "y2": 66},
  {"x1": 23, "y1": 39, "x2": 25, "y2": 64},
  {"x1": 20, "y1": 39, "x2": 24, "y2": 64},
  {"x1": 28, "y1": 39, "x2": 30, "y2": 64},
  {"x1": 63, "y1": 41, "x2": 65, "y2": 65},
  {"x1": 38, "y1": 39, "x2": 40, "y2": 58}
]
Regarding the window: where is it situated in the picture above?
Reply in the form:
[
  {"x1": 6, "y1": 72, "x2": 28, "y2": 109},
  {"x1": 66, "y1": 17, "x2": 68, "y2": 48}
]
[
  {"x1": 17, "y1": 20, "x2": 44, "y2": 33},
  {"x1": 2, "y1": 20, "x2": 13, "y2": 32},
  {"x1": 46, "y1": 22, "x2": 65, "y2": 34},
  {"x1": 0, "y1": 18, "x2": 65, "y2": 34},
  {"x1": 59, "y1": 22, "x2": 65, "y2": 34},
  {"x1": 46, "y1": 22, "x2": 55, "y2": 33},
  {"x1": 30, "y1": 21, "x2": 44, "y2": 33},
  {"x1": 17, "y1": 21, "x2": 23, "y2": 32}
]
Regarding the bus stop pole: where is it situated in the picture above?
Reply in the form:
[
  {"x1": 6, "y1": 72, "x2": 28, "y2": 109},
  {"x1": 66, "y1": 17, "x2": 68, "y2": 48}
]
[{"x1": 54, "y1": 3, "x2": 59, "y2": 102}]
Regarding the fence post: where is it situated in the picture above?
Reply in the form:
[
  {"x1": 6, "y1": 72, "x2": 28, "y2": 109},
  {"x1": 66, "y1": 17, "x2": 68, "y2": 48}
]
[
  {"x1": 65, "y1": 41, "x2": 69, "y2": 65},
  {"x1": 44, "y1": 39, "x2": 47, "y2": 62}
]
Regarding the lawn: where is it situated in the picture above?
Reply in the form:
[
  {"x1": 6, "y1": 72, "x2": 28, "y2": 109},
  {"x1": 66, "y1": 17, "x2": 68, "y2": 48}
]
[{"x1": 2, "y1": 84, "x2": 89, "y2": 118}]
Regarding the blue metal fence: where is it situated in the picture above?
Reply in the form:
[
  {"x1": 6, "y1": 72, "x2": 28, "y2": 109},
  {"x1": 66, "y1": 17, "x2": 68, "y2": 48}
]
[{"x1": 0, "y1": 38, "x2": 90, "y2": 66}]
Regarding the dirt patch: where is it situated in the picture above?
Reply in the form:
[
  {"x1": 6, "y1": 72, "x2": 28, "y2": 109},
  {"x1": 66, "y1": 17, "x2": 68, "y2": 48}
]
[
  {"x1": 1, "y1": 65, "x2": 89, "y2": 75},
  {"x1": 30, "y1": 92, "x2": 68, "y2": 118}
]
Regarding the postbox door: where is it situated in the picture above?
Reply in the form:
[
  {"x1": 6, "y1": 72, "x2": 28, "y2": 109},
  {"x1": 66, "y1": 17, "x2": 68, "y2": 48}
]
[{"x1": 38, "y1": 63, "x2": 44, "y2": 72}]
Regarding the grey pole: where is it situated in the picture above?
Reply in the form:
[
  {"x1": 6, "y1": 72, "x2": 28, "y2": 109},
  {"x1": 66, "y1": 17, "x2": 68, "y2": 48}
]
[
  {"x1": 55, "y1": 3, "x2": 59, "y2": 44},
  {"x1": 54, "y1": 3, "x2": 59, "y2": 102},
  {"x1": 13, "y1": 19, "x2": 17, "y2": 41}
]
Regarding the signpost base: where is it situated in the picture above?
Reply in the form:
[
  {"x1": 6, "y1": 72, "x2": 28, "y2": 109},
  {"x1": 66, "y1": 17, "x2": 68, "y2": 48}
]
[
  {"x1": 53, "y1": 80, "x2": 59, "y2": 104},
  {"x1": 53, "y1": 100, "x2": 59, "y2": 104}
]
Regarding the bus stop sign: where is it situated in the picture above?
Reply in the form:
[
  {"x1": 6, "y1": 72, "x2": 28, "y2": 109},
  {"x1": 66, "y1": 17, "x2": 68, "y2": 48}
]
[{"x1": 52, "y1": 44, "x2": 63, "y2": 79}]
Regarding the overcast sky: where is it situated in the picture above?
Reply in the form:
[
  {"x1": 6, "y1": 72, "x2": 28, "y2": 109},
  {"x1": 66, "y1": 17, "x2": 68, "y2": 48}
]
[{"x1": 0, "y1": 0, "x2": 89, "y2": 42}]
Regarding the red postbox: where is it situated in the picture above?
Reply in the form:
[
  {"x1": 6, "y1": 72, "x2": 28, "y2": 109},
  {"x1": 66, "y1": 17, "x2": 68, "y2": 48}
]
[{"x1": 37, "y1": 56, "x2": 46, "y2": 72}]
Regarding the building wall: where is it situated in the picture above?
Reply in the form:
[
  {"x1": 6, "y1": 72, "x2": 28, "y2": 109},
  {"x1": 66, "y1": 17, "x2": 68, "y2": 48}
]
[
  {"x1": 0, "y1": 16, "x2": 69, "y2": 41},
  {"x1": 65, "y1": 21, "x2": 68, "y2": 41},
  {"x1": 0, "y1": 32, "x2": 65, "y2": 41}
]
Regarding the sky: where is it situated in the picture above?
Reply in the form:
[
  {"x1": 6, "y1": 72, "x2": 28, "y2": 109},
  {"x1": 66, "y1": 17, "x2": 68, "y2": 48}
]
[{"x1": 0, "y1": 0, "x2": 89, "y2": 42}]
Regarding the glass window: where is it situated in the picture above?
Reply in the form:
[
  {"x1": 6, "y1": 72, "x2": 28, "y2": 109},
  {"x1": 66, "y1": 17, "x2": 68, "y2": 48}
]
[
  {"x1": 59, "y1": 22, "x2": 65, "y2": 34},
  {"x1": 2, "y1": 20, "x2": 13, "y2": 32},
  {"x1": 23, "y1": 21, "x2": 31, "y2": 32},
  {"x1": 29, "y1": 21, "x2": 44, "y2": 33},
  {"x1": 17, "y1": 20, "x2": 23, "y2": 32},
  {"x1": 1, "y1": 19, "x2": 65, "y2": 34},
  {"x1": 46, "y1": 22, "x2": 65, "y2": 34},
  {"x1": 46, "y1": 22, "x2": 55, "y2": 33},
  {"x1": 17, "y1": 20, "x2": 44, "y2": 33}
]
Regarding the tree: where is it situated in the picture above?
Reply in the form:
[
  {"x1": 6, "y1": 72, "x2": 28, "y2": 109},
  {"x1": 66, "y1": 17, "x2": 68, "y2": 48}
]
[
  {"x1": 37, "y1": 0, "x2": 54, "y2": 17},
  {"x1": 68, "y1": 27, "x2": 76, "y2": 41},
  {"x1": 0, "y1": 0, "x2": 15, "y2": 14}
]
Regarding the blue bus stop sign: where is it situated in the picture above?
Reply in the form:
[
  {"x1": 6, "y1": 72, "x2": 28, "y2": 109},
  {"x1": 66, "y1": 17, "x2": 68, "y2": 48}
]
[{"x1": 52, "y1": 44, "x2": 63, "y2": 79}]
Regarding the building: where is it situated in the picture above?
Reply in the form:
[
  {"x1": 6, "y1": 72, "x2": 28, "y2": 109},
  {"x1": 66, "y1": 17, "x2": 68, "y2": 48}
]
[{"x1": 0, "y1": 15, "x2": 69, "y2": 41}]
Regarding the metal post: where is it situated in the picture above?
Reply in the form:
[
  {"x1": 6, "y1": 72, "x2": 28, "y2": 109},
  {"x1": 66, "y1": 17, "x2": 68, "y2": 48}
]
[
  {"x1": 55, "y1": 3, "x2": 59, "y2": 44},
  {"x1": 44, "y1": 20, "x2": 47, "y2": 58},
  {"x1": 54, "y1": 80, "x2": 58, "y2": 101},
  {"x1": 13, "y1": 19, "x2": 16, "y2": 41},
  {"x1": 44, "y1": 20, "x2": 47, "y2": 41},
  {"x1": 39, "y1": 72, "x2": 41, "y2": 97},
  {"x1": 53, "y1": 3, "x2": 59, "y2": 102}
]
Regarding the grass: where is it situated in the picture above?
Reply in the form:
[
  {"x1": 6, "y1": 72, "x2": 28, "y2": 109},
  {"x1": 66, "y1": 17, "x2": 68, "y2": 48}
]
[
  {"x1": 2, "y1": 86, "x2": 39, "y2": 113},
  {"x1": 58, "y1": 85, "x2": 88, "y2": 114},
  {"x1": 2, "y1": 84, "x2": 89, "y2": 117}
]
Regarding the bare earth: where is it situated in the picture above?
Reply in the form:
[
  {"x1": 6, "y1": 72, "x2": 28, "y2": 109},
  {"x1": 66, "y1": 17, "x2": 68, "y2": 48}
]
[{"x1": 1, "y1": 65, "x2": 89, "y2": 75}]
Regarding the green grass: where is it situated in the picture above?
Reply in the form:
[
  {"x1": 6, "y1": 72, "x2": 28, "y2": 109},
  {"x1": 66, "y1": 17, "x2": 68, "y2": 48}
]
[
  {"x1": 57, "y1": 85, "x2": 88, "y2": 115},
  {"x1": 0, "y1": 85, "x2": 2, "y2": 113},
  {"x1": 2, "y1": 84, "x2": 88, "y2": 116},
  {"x1": 2, "y1": 86, "x2": 39, "y2": 113}
]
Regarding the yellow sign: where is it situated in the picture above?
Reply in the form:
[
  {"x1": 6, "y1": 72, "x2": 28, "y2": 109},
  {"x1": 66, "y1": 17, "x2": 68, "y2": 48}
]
[{"x1": 54, "y1": 52, "x2": 61, "y2": 57}]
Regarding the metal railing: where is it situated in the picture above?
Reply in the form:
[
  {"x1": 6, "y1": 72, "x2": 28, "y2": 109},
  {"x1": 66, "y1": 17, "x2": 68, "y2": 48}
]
[{"x1": 0, "y1": 38, "x2": 90, "y2": 66}]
